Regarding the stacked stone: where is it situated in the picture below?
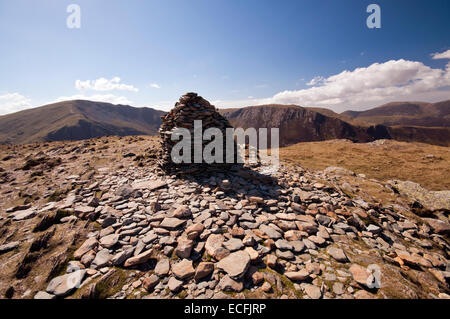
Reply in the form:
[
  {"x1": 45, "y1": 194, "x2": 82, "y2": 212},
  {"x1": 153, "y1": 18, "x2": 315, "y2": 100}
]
[{"x1": 158, "y1": 92, "x2": 240, "y2": 172}]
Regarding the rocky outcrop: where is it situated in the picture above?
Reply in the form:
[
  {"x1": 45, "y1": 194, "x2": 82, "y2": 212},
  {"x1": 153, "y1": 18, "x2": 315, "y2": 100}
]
[{"x1": 388, "y1": 180, "x2": 450, "y2": 211}]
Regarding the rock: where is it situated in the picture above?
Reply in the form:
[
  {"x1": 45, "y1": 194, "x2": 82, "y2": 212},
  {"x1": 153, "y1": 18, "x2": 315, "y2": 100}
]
[
  {"x1": 159, "y1": 217, "x2": 185, "y2": 230},
  {"x1": 10, "y1": 208, "x2": 36, "y2": 221},
  {"x1": 115, "y1": 184, "x2": 135, "y2": 198},
  {"x1": 290, "y1": 241, "x2": 305, "y2": 253},
  {"x1": 218, "y1": 275, "x2": 244, "y2": 292},
  {"x1": 388, "y1": 180, "x2": 450, "y2": 211},
  {"x1": 194, "y1": 262, "x2": 214, "y2": 281},
  {"x1": 81, "y1": 250, "x2": 96, "y2": 266},
  {"x1": 154, "y1": 258, "x2": 170, "y2": 277},
  {"x1": 205, "y1": 234, "x2": 229, "y2": 260},
  {"x1": 142, "y1": 231, "x2": 158, "y2": 244},
  {"x1": 111, "y1": 248, "x2": 134, "y2": 266},
  {"x1": 266, "y1": 255, "x2": 277, "y2": 268},
  {"x1": 168, "y1": 277, "x2": 183, "y2": 292},
  {"x1": 172, "y1": 259, "x2": 195, "y2": 280},
  {"x1": 34, "y1": 291, "x2": 56, "y2": 299},
  {"x1": 247, "y1": 267, "x2": 264, "y2": 285},
  {"x1": 6, "y1": 204, "x2": 31, "y2": 213},
  {"x1": 216, "y1": 250, "x2": 250, "y2": 279},
  {"x1": 223, "y1": 238, "x2": 244, "y2": 251},
  {"x1": 259, "y1": 224, "x2": 282, "y2": 240},
  {"x1": 67, "y1": 260, "x2": 84, "y2": 273},
  {"x1": 276, "y1": 249, "x2": 294, "y2": 260},
  {"x1": 327, "y1": 247, "x2": 349, "y2": 263},
  {"x1": 245, "y1": 247, "x2": 259, "y2": 262},
  {"x1": 324, "y1": 166, "x2": 355, "y2": 176},
  {"x1": 305, "y1": 263, "x2": 321, "y2": 275},
  {"x1": 143, "y1": 274, "x2": 159, "y2": 291},
  {"x1": 175, "y1": 237, "x2": 194, "y2": 258},
  {"x1": 124, "y1": 249, "x2": 153, "y2": 267},
  {"x1": 396, "y1": 251, "x2": 432, "y2": 268},
  {"x1": 333, "y1": 282, "x2": 345, "y2": 295},
  {"x1": 349, "y1": 264, "x2": 370, "y2": 287},
  {"x1": 99, "y1": 234, "x2": 119, "y2": 248},
  {"x1": 92, "y1": 249, "x2": 112, "y2": 268},
  {"x1": 132, "y1": 179, "x2": 167, "y2": 191},
  {"x1": 101, "y1": 216, "x2": 116, "y2": 228},
  {"x1": 423, "y1": 218, "x2": 450, "y2": 235},
  {"x1": 0, "y1": 241, "x2": 20, "y2": 254},
  {"x1": 275, "y1": 239, "x2": 293, "y2": 251},
  {"x1": 354, "y1": 290, "x2": 376, "y2": 299},
  {"x1": 74, "y1": 237, "x2": 98, "y2": 259},
  {"x1": 46, "y1": 270, "x2": 86, "y2": 297},
  {"x1": 304, "y1": 284, "x2": 322, "y2": 299},
  {"x1": 308, "y1": 235, "x2": 326, "y2": 246},
  {"x1": 262, "y1": 282, "x2": 272, "y2": 292},
  {"x1": 185, "y1": 223, "x2": 204, "y2": 239},
  {"x1": 285, "y1": 269, "x2": 310, "y2": 281},
  {"x1": 367, "y1": 224, "x2": 382, "y2": 234},
  {"x1": 171, "y1": 205, "x2": 191, "y2": 218}
]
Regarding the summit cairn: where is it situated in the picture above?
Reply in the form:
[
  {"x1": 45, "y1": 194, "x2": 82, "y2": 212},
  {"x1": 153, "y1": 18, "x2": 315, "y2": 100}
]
[{"x1": 158, "y1": 92, "x2": 240, "y2": 173}]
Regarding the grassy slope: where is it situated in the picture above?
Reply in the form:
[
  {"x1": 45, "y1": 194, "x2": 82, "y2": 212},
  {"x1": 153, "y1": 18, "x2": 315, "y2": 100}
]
[{"x1": 280, "y1": 139, "x2": 450, "y2": 190}]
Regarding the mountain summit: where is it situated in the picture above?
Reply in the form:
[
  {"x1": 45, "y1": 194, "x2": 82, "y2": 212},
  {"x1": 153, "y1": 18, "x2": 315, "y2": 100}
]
[{"x1": 0, "y1": 100, "x2": 164, "y2": 144}]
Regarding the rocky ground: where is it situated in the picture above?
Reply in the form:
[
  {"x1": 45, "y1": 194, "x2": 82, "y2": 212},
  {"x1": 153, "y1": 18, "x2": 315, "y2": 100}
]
[{"x1": 0, "y1": 135, "x2": 449, "y2": 299}]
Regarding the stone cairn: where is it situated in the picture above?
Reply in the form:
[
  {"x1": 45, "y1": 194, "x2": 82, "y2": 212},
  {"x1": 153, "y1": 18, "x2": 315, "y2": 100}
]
[{"x1": 158, "y1": 92, "x2": 241, "y2": 173}]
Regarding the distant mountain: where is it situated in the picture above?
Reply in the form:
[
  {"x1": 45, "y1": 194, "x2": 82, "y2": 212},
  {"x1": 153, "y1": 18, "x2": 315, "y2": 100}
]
[
  {"x1": 342, "y1": 100, "x2": 450, "y2": 127},
  {"x1": 220, "y1": 104, "x2": 390, "y2": 147},
  {"x1": 0, "y1": 100, "x2": 164, "y2": 144},
  {"x1": 1, "y1": 98, "x2": 449, "y2": 146}
]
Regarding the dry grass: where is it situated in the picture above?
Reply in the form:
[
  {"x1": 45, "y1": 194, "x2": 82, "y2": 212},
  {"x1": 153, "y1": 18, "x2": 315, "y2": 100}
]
[{"x1": 280, "y1": 139, "x2": 450, "y2": 191}]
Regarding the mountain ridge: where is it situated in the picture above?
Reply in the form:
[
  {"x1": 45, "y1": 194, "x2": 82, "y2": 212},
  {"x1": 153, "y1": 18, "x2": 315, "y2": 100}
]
[{"x1": 0, "y1": 98, "x2": 449, "y2": 146}]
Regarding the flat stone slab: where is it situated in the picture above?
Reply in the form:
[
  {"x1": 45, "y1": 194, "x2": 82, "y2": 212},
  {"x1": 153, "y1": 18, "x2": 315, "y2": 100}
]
[
  {"x1": 327, "y1": 247, "x2": 349, "y2": 263},
  {"x1": 10, "y1": 208, "x2": 36, "y2": 221},
  {"x1": 159, "y1": 217, "x2": 185, "y2": 230},
  {"x1": 46, "y1": 270, "x2": 86, "y2": 297},
  {"x1": 0, "y1": 241, "x2": 20, "y2": 254},
  {"x1": 172, "y1": 259, "x2": 195, "y2": 280},
  {"x1": 216, "y1": 250, "x2": 250, "y2": 279},
  {"x1": 124, "y1": 249, "x2": 153, "y2": 267},
  {"x1": 132, "y1": 179, "x2": 167, "y2": 191},
  {"x1": 259, "y1": 224, "x2": 282, "y2": 240}
]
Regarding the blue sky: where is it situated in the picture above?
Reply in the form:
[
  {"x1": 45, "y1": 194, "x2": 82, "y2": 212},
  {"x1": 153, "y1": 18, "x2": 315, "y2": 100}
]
[{"x1": 0, "y1": 0, "x2": 449, "y2": 114}]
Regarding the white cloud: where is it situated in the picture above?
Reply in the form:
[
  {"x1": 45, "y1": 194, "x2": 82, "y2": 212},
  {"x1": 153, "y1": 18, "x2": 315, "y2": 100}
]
[
  {"x1": 0, "y1": 92, "x2": 32, "y2": 115},
  {"x1": 215, "y1": 55, "x2": 450, "y2": 112},
  {"x1": 149, "y1": 83, "x2": 161, "y2": 89},
  {"x1": 431, "y1": 49, "x2": 450, "y2": 60},
  {"x1": 75, "y1": 77, "x2": 138, "y2": 92},
  {"x1": 306, "y1": 76, "x2": 325, "y2": 86},
  {"x1": 52, "y1": 94, "x2": 133, "y2": 105}
]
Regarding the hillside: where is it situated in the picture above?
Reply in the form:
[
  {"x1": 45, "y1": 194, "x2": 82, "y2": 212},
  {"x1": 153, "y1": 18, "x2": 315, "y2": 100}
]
[
  {"x1": 0, "y1": 136, "x2": 448, "y2": 300},
  {"x1": 0, "y1": 98, "x2": 449, "y2": 147},
  {"x1": 342, "y1": 100, "x2": 450, "y2": 127},
  {"x1": 221, "y1": 104, "x2": 391, "y2": 147},
  {"x1": 0, "y1": 100, "x2": 164, "y2": 144}
]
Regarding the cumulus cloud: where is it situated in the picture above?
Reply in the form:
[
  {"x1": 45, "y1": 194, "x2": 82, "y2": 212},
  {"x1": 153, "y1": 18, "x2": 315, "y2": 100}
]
[
  {"x1": 52, "y1": 94, "x2": 133, "y2": 105},
  {"x1": 149, "y1": 83, "x2": 161, "y2": 89},
  {"x1": 306, "y1": 76, "x2": 325, "y2": 86},
  {"x1": 216, "y1": 55, "x2": 450, "y2": 112},
  {"x1": 0, "y1": 92, "x2": 32, "y2": 115},
  {"x1": 431, "y1": 49, "x2": 450, "y2": 60},
  {"x1": 75, "y1": 77, "x2": 138, "y2": 92}
]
